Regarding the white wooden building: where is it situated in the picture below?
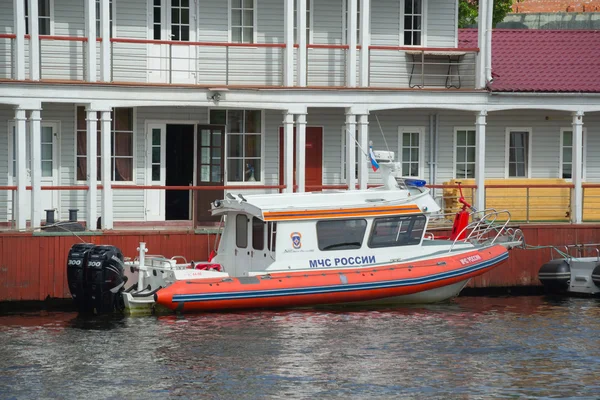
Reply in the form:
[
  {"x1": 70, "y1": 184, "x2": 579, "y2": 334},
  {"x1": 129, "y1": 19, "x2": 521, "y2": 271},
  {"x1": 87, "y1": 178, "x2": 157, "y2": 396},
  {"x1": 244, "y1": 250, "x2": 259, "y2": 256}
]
[{"x1": 0, "y1": 0, "x2": 599, "y2": 230}]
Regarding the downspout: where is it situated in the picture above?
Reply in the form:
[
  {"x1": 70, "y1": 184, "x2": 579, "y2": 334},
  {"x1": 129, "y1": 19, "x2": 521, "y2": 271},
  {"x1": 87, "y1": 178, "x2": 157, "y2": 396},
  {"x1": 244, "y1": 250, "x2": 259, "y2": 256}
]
[
  {"x1": 433, "y1": 114, "x2": 440, "y2": 207},
  {"x1": 428, "y1": 114, "x2": 435, "y2": 185},
  {"x1": 485, "y1": 0, "x2": 494, "y2": 84}
]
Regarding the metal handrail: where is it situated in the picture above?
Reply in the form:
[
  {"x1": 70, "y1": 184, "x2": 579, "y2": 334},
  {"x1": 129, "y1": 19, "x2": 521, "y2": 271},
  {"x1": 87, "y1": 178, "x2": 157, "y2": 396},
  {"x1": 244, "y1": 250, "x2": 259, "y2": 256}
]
[{"x1": 449, "y1": 208, "x2": 514, "y2": 252}]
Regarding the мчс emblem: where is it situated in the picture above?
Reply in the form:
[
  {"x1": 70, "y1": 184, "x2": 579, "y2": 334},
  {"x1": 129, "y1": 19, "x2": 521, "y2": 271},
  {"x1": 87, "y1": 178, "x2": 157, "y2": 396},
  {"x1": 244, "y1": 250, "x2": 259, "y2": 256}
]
[{"x1": 290, "y1": 232, "x2": 302, "y2": 249}]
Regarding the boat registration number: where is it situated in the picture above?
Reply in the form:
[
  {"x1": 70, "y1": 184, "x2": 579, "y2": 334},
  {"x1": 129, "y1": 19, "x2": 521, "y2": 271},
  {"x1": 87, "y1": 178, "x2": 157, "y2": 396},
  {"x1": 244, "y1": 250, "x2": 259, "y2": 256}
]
[{"x1": 459, "y1": 254, "x2": 482, "y2": 265}]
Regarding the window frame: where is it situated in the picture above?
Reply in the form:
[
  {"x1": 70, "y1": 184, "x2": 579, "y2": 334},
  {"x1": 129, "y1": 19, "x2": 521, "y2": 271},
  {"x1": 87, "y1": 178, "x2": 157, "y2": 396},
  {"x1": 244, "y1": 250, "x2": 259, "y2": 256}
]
[
  {"x1": 294, "y1": 0, "x2": 313, "y2": 44},
  {"x1": 453, "y1": 127, "x2": 477, "y2": 179},
  {"x1": 342, "y1": 0, "x2": 361, "y2": 45},
  {"x1": 367, "y1": 214, "x2": 427, "y2": 249},
  {"x1": 400, "y1": 0, "x2": 427, "y2": 47},
  {"x1": 25, "y1": 0, "x2": 54, "y2": 36},
  {"x1": 228, "y1": 0, "x2": 257, "y2": 44},
  {"x1": 209, "y1": 108, "x2": 265, "y2": 185},
  {"x1": 505, "y1": 127, "x2": 532, "y2": 179},
  {"x1": 74, "y1": 105, "x2": 136, "y2": 184},
  {"x1": 95, "y1": 0, "x2": 116, "y2": 39},
  {"x1": 559, "y1": 127, "x2": 587, "y2": 181},
  {"x1": 398, "y1": 126, "x2": 425, "y2": 179},
  {"x1": 316, "y1": 218, "x2": 368, "y2": 251},
  {"x1": 340, "y1": 126, "x2": 360, "y2": 183}
]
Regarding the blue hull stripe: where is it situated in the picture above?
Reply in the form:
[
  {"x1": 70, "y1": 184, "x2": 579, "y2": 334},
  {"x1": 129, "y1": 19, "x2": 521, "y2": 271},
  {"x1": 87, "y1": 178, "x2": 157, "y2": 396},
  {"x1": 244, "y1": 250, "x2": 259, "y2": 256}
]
[{"x1": 172, "y1": 251, "x2": 509, "y2": 303}]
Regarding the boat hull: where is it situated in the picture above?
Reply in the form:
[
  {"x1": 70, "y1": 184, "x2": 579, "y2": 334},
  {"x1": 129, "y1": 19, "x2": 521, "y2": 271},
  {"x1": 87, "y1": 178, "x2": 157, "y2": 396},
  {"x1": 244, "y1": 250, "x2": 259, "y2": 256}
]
[{"x1": 154, "y1": 245, "x2": 509, "y2": 312}]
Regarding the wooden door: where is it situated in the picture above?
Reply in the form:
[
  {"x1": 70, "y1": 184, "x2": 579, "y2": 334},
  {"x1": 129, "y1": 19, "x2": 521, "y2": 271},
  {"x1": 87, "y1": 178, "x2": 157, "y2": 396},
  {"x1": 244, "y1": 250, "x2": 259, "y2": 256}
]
[
  {"x1": 279, "y1": 127, "x2": 323, "y2": 191},
  {"x1": 195, "y1": 125, "x2": 225, "y2": 225}
]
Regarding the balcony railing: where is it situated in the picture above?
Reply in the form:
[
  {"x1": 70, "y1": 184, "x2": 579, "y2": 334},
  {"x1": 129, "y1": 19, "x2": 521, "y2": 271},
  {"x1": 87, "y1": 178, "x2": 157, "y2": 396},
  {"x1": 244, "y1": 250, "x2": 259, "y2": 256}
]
[{"x1": 0, "y1": 34, "x2": 479, "y2": 89}]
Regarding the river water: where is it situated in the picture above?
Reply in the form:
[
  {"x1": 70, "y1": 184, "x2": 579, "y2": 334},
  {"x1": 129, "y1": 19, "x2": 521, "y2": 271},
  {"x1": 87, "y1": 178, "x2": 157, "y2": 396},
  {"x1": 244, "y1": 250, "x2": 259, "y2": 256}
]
[{"x1": 1, "y1": 296, "x2": 599, "y2": 399}]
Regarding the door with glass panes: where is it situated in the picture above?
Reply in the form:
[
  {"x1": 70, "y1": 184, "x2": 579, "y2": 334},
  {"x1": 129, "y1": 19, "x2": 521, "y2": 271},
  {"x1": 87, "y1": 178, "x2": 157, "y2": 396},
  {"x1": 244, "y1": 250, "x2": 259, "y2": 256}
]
[
  {"x1": 146, "y1": 123, "x2": 167, "y2": 221},
  {"x1": 8, "y1": 123, "x2": 59, "y2": 223},
  {"x1": 195, "y1": 125, "x2": 225, "y2": 224},
  {"x1": 148, "y1": 0, "x2": 196, "y2": 83}
]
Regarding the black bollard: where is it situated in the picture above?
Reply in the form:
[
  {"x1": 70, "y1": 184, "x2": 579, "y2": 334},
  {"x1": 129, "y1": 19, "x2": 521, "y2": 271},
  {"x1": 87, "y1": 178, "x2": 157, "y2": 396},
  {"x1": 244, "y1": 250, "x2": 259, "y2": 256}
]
[
  {"x1": 45, "y1": 209, "x2": 55, "y2": 224},
  {"x1": 68, "y1": 209, "x2": 79, "y2": 222}
]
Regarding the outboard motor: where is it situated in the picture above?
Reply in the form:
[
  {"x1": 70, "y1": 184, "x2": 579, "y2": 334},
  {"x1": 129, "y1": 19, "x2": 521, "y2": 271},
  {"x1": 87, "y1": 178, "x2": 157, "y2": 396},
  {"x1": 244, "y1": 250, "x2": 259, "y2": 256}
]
[
  {"x1": 592, "y1": 263, "x2": 600, "y2": 289},
  {"x1": 67, "y1": 243, "x2": 96, "y2": 312},
  {"x1": 538, "y1": 259, "x2": 571, "y2": 293},
  {"x1": 67, "y1": 244, "x2": 127, "y2": 314}
]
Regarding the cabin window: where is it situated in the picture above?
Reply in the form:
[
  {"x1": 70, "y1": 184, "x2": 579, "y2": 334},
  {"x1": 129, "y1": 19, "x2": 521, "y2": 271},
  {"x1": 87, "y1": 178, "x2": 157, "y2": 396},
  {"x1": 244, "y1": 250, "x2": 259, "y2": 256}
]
[
  {"x1": 294, "y1": 0, "x2": 312, "y2": 44},
  {"x1": 342, "y1": 0, "x2": 360, "y2": 44},
  {"x1": 560, "y1": 128, "x2": 586, "y2": 180},
  {"x1": 403, "y1": 0, "x2": 423, "y2": 46},
  {"x1": 368, "y1": 215, "x2": 426, "y2": 248},
  {"x1": 455, "y1": 128, "x2": 476, "y2": 179},
  {"x1": 25, "y1": 0, "x2": 52, "y2": 35},
  {"x1": 210, "y1": 109, "x2": 262, "y2": 183},
  {"x1": 236, "y1": 214, "x2": 248, "y2": 248},
  {"x1": 230, "y1": 0, "x2": 255, "y2": 43},
  {"x1": 76, "y1": 107, "x2": 134, "y2": 182},
  {"x1": 341, "y1": 127, "x2": 359, "y2": 182},
  {"x1": 268, "y1": 222, "x2": 277, "y2": 251},
  {"x1": 317, "y1": 219, "x2": 367, "y2": 251},
  {"x1": 507, "y1": 129, "x2": 531, "y2": 178},
  {"x1": 399, "y1": 127, "x2": 424, "y2": 178},
  {"x1": 95, "y1": 0, "x2": 114, "y2": 38},
  {"x1": 252, "y1": 217, "x2": 265, "y2": 250}
]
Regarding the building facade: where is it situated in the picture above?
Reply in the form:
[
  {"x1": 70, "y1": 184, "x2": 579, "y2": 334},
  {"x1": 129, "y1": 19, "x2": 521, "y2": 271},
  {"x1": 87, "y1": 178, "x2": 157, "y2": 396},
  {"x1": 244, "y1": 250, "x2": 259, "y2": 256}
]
[{"x1": 1, "y1": 0, "x2": 599, "y2": 231}]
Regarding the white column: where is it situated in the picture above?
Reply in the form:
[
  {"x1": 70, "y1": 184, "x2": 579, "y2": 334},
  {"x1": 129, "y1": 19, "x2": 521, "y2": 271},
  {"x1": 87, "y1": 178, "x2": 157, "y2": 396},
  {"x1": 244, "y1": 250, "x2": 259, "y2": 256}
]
[
  {"x1": 100, "y1": 110, "x2": 113, "y2": 229},
  {"x1": 283, "y1": 0, "x2": 294, "y2": 86},
  {"x1": 295, "y1": 113, "x2": 307, "y2": 192},
  {"x1": 86, "y1": 107, "x2": 98, "y2": 229},
  {"x1": 28, "y1": 0, "x2": 40, "y2": 80},
  {"x1": 296, "y1": 0, "x2": 307, "y2": 87},
  {"x1": 14, "y1": 108, "x2": 27, "y2": 230},
  {"x1": 345, "y1": 111, "x2": 357, "y2": 190},
  {"x1": 85, "y1": 0, "x2": 97, "y2": 82},
  {"x1": 29, "y1": 109, "x2": 42, "y2": 229},
  {"x1": 13, "y1": 0, "x2": 26, "y2": 80},
  {"x1": 475, "y1": 0, "x2": 487, "y2": 89},
  {"x1": 359, "y1": 0, "x2": 370, "y2": 87},
  {"x1": 100, "y1": 0, "x2": 111, "y2": 82},
  {"x1": 283, "y1": 112, "x2": 295, "y2": 193},
  {"x1": 475, "y1": 110, "x2": 487, "y2": 211},
  {"x1": 357, "y1": 114, "x2": 369, "y2": 189},
  {"x1": 572, "y1": 111, "x2": 584, "y2": 224},
  {"x1": 485, "y1": 0, "x2": 494, "y2": 83},
  {"x1": 346, "y1": 0, "x2": 358, "y2": 87}
]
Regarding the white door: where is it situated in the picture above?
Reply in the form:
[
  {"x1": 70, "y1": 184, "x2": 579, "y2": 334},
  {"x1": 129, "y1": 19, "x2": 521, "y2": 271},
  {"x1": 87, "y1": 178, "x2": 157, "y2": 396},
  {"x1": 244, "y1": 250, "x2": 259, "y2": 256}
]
[
  {"x1": 8, "y1": 123, "x2": 59, "y2": 223},
  {"x1": 233, "y1": 214, "x2": 252, "y2": 276},
  {"x1": 148, "y1": 0, "x2": 196, "y2": 84},
  {"x1": 146, "y1": 123, "x2": 166, "y2": 221}
]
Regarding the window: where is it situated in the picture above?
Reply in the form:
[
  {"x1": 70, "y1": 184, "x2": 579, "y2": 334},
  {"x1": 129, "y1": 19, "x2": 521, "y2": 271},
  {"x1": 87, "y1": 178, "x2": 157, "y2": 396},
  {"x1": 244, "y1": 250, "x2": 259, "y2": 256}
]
[
  {"x1": 560, "y1": 128, "x2": 586, "y2": 180},
  {"x1": 368, "y1": 215, "x2": 426, "y2": 248},
  {"x1": 399, "y1": 128, "x2": 423, "y2": 178},
  {"x1": 25, "y1": 0, "x2": 51, "y2": 35},
  {"x1": 506, "y1": 129, "x2": 530, "y2": 178},
  {"x1": 236, "y1": 214, "x2": 248, "y2": 248},
  {"x1": 341, "y1": 127, "x2": 360, "y2": 182},
  {"x1": 403, "y1": 0, "x2": 423, "y2": 46},
  {"x1": 153, "y1": 0, "x2": 161, "y2": 40},
  {"x1": 230, "y1": 0, "x2": 255, "y2": 43},
  {"x1": 210, "y1": 109, "x2": 262, "y2": 183},
  {"x1": 252, "y1": 217, "x2": 265, "y2": 250},
  {"x1": 95, "y1": 0, "x2": 114, "y2": 38},
  {"x1": 171, "y1": 0, "x2": 190, "y2": 41},
  {"x1": 294, "y1": 0, "x2": 311, "y2": 44},
  {"x1": 267, "y1": 222, "x2": 277, "y2": 251},
  {"x1": 9, "y1": 124, "x2": 54, "y2": 179},
  {"x1": 343, "y1": 0, "x2": 360, "y2": 44},
  {"x1": 317, "y1": 219, "x2": 367, "y2": 251},
  {"x1": 76, "y1": 106, "x2": 134, "y2": 182},
  {"x1": 455, "y1": 128, "x2": 476, "y2": 179}
]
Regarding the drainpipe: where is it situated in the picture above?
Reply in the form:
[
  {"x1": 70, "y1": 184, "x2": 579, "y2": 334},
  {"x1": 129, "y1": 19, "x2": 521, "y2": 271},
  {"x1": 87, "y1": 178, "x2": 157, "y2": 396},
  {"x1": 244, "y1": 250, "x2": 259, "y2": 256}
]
[
  {"x1": 485, "y1": 0, "x2": 494, "y2": 84},
  {"x1": 475, "y1": 0, "x2": 487, "y2": 89},
  {"x1": 428, "y1": 114, "x2": 434, "y2": 186}
]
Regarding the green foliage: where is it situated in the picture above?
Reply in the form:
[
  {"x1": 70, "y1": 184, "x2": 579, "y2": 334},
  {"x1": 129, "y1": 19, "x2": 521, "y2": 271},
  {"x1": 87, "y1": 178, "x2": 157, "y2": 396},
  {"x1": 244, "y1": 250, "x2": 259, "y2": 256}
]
[{"x1": 458, "y1": 0, "x2": 513, "y2": 28}]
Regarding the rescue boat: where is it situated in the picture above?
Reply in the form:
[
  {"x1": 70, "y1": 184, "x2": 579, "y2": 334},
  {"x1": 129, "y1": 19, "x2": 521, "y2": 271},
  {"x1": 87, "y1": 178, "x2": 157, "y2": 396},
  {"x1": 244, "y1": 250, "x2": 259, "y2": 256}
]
[{"x1": 66, "y1": 150, "x2": 524, "y2": 314}]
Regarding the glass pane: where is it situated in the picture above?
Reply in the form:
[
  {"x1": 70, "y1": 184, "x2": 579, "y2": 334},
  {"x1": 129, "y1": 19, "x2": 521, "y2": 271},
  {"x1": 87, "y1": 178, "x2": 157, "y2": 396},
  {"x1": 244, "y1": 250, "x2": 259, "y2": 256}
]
[
  {"x1": 515, "y1": 148, "x2": 525, "y2": 163},
  {"x1": 152, "y1": 128, "x2": 161, "y2": 145},
  {"x1": 232, "y1": 10, "x2": 242, "y2": 26},
  {"x1": 181, "y1": 26, "x2": 189, "y2": 41},
  {"x1": 182, "y1": 0, "x2": 189, "y2": 6},
  {"x1": 211, "y1": 165, "x2": 221, "y2": 183},
  {"x1": 516, "y1": 163, "x2": 525, "y2": 177},
  {"x1": 242, "y1": 28, "x2": 253, "y2": 43},
  {"x1": 152, "y1": 165, "x2": 160, "y2": 181},
  {"x1": 236, "y1": 214, "x2": 248, "y2": 248},
  {"x1": 39, "y1": 0, "x2": 50, "y2": 16},
  {"x1": 508, "y1": 163, "x2": 516, "y2": 177},
  {"x1": 232, "y1": 0, "x2": 242, "y2": 8},
  {"x1": 114, "y1": 158, "x2": 132, "y2": 181},
  {"x1": 77, "y1": 157, "x2": 86, "y2": 181},
  {"x1": 405, "y1": 0, "x2": 412, "y2": 14},
  {"x1": 201, "y1": 165, "x2": 210, "y2": 182},
  {"x1": 467, "y1": 131, "x2": 476, "y2": 146},
  {"x1": 212, "y1": 132, "x2": 222, "y2": 146},
  {"x1": 41, "y1": 160, "x2": 52, "y2": 177},
  {"x1": 410, "y1": 148, "x2": 418, "y2": 161},
  {"x1": 211, "y1": 147, "x2": 221, "y2": 160},
  {"x1": 41, "y1": 126, "x2": 52, "y2": 142},
  {"x1": 152, "y1": 147, "x2": 160, "y2": 163},
  {"x1": 410, "y1": 163, "x2": 418, "y2": 177},
  {"x1": 563, "y1": 148, "x2": 572, "y2": 163},
  {"x1": 467, "y1": 147, "x2": 475, "y2": 162},
  {"x1": 317, "y1": 218, "x2": 367, "y2": 250},
  {"x1": 154, "y1": 25, "x2": 161, "y2": 40},
  {"x1": 154, "y1": 9, "x2": 161, "y2": 24},
  {"x1": 252, "y1": 217, "x2": 265, "y2": 251},
  {"x1": 210, "y1": 110, "x2": 226, "y2": 125},
  {"x1": 228, "y1": 159, "x2": 244, "y2": 182},
  {"x1": 245, "y1": 110, "x2": 261, "y2": 133},
  {"x1": 41, "y1": 143, "x2": 52, "y2": 160},
  {"x1": 415, "y1": 0, "x2": 422, "y2": 13},
  {"x1": 402, "y1": 163, "x2": 409, "y2": 176},
  {"x1": 171, "y1": 26, "x2": 180, "y2": 41},
  {"x1": 228, "y1": 110, "x2": 243, "y2": 133},
  {"x1": 172, "y1": 10, "x2": 179, "y2": 24},
  {"x1": 402, "y1": 132, "x2": 410, "y2": 146},
  {"x1": 39, "y1": 18, "x2": 50, "y2": 35},
  {"x1": 245, "y1": 135, "x2": 261, "y2": 158},
  {"x1": 404, "y1": 16, "x2": 412, "y2": 30},
  {"x1": 404, "y1": 32, "x2": 412, "y2": 46},
  {"x1": 413, "y1": 32, "x2": 421, "y2": 46},
  {"x1": 77, "y1": 106, "x2": 87, "y2": 130},
  {"x1": 243, "y1": 10, "x2": 253, "y2": 26},
  {"x1": 402, "y1": 148, "x2": 410, "y2": 161},
  {"x1": 228, "y1": 135, "x2": 243, "y2": 157},
  {"x1": 77, "y1": 131, "x2": 87, "y2": 155},
  {"x1": 114, "y1": 132, "x2": 133, "y2": 156},
  {"x1": 466, "y1": 164, "x2": 475, "y2": 178},
  {"x1": 412, "y1": 132, "x2": 419, "y2": 146},
  {"x1": 457, "y1": 148, "x2": 465, "y2": 163},
  {"x1": 232, "y1": 27, "x2": 242, "y2": 43},
  {"x1": 243, "y1": 0, "x2": 253, "y2": 8},
  {"x1": 563, "y1": 131, "x2": 572, "y2": 146},
  {"x1": 114, "y1": 108, "x2": 133, "y2": 131},
  {"x1": 246, "y1": 159, "x2": 260, "y2": 181},
  {"x1": 201, "y1": 129, "x2": 210, "y2": 146},
  {"x1": 457, "y1": 131, "x2": 466, "y2": 146},
  {"x1": 201, "y1": 147, "x2": 210, "y2": 164}
]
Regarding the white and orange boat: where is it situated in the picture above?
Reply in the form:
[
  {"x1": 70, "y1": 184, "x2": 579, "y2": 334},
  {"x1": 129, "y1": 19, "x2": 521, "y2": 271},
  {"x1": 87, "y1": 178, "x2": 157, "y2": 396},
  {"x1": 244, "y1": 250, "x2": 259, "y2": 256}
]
[{"x1": 66, "y1": 150, "x2": 524, "y2": 314}]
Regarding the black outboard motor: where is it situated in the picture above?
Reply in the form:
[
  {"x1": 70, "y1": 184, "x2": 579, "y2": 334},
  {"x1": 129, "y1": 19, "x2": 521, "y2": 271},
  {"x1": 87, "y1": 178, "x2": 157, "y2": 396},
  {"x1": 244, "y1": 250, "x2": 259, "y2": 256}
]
[
  {"x1": 538, "y1": 259, "x2": 571, "y2": 293},
  {"x1": 67, "y1": 244, "x2": 127, "y2": 314},
  {"x1": 592, "y1": 263, "x2": 600, "y2": 289},
  {"x1": 67, "y1": 243, "x2": 96, "y2": 312}
]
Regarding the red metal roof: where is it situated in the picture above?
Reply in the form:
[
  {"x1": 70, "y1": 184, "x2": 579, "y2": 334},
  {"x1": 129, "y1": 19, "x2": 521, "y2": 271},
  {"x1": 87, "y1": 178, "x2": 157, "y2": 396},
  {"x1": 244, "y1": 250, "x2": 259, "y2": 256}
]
[{"x1": 459, "y1": 29, "x2": 600, "y2": 93}]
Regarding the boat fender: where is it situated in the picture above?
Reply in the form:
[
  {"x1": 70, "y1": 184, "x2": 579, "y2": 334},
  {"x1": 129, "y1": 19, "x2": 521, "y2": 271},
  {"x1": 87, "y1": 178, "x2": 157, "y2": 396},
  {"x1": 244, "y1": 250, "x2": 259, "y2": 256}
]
[
  {"x1": 592, "y1": 263, "x2": 600, "y2": 288},
  {"x1": 538, "y1": 259, "x2": 571, "y2": 293}
]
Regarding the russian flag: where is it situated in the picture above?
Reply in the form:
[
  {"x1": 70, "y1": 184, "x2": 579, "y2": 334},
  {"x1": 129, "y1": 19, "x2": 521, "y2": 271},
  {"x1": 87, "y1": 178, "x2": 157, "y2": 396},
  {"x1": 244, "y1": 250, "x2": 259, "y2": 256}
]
[{"x1": 369, "y1": 146, "x2": 380, "y2": 172}]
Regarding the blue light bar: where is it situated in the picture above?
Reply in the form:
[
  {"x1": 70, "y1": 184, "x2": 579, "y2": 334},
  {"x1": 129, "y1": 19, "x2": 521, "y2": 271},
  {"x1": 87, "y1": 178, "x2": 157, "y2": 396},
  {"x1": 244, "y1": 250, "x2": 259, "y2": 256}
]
[{"x1": 405, "y1": 179, "x2": 427, "y2": 187}]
